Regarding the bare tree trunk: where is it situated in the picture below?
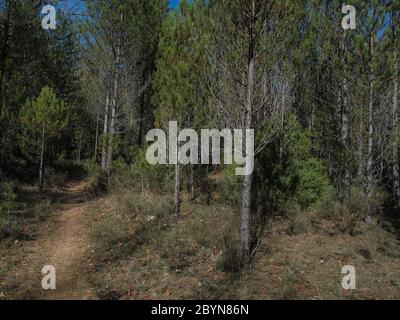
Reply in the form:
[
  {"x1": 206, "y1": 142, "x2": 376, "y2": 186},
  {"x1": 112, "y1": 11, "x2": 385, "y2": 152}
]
[
  {"x1": 77, "y1": 134, "x2": 82, "y2": 163},
  {"x1": 339, "y1": 31, "x2": 349, "y2": 197},
  {"x1": 0, "y1": 0, "x2": 11, "y2": 104},
  {"x1": 279, "y1": 77, "x2": 286, "y2": 162},
  {"x1": 366, "y1": 33, "x2": 374, "y2": 201},
  {"x1": 106, "y1": 12, "x2": 122, "y2": 180},
  {"x1": 357, "y1": 119, "x2": 364, "y2": 178},
  {"x1": 339, "y1": 31, "x2": 349, "y2": 144},
  {"x1": 392, "y1": 50, "x2": 400, "y2": 207},
  {"x1": 241, "y1": 0, "x2": 256, "y2": 267},
  {"x1": 94, "y1": 112, "x2": 99, "y2": 159},
  {"x1": 106, "y1": 96, "x2": 116, "y2": 178},
  {"x1": 189, "y1": 164, "x2": 195, "y2": 201},
  {"x1": 101, "y1": 94, "x2": 109, "y2": 172},
  {"x1": 39, "y1": 124, "x2": 45, "y2": 192},
  {"x1": 137, "y1": 76, "x2": 146, "y2": 147},
  {"x1": 174, "y1": 162, "x2": 180, "y2": 216},
  {"x1": 309, "y1": 103, "x2": 315, "y2": 132}
]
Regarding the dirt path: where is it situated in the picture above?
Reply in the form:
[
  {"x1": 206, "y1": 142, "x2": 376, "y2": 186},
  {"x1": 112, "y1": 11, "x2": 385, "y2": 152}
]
[{"x1": 39, "y1": 180, "x2": 96, "y2": 300}]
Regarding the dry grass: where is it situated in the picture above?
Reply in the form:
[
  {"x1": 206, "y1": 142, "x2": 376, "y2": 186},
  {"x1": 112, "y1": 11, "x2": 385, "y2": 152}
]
[
  {"x1": 2, "y1": 180, "x2": 399, "y2": 300},
  {"x1": 84, "y1": 189, "x2": 400, "y2": 300}
]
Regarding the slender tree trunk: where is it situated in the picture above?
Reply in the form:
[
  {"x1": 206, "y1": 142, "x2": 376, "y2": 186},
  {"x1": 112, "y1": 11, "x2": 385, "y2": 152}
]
[
  {"x1": 137, "y1": 75, "x2": 146, "y2": 147},
  {"x1": 241, "y1": 0, "x2": 256, "y2": 267},
  {"x1": 77, "y1": 134, "x2": 82, "y2": 163},
  {"x1": 94, "y1": 112, "x2": 99, "y2": 159},
  {"x1": 366, "y1": 33, "x2": 374, "y2": 201},
  {"x1": 0, "y1": 0, "x2": 11, "y2": 103},
  {"x1": 174, "y1": 162, "x2": 180, "y2": 216},
  {"x1": 189, "y1": 164, "x2": 195, "y2": 201},
  {"x1": 279, "y1": 77, "x2": 286, "y2": 162},
  {"x1": 101, "y1": 95, "x2": 109, "y2": 172},
  {"x1": 392, "y1": 49, "x2": 400, "y2": 208},
  {"x1": 107, "y1": 97, "x2": 116, "y2": 178},
  {"x1": 39, "y1": 124, "x2": 45, "y2": 192},
  {"x1": 106, "y1": 12, "x2": 122, "y2": 179},
  {"x1": 339, "y1": 31, "x2": 349, "y2": 197},
  {"x1": 357, "y1": 119, "x2": 364, "y2": 178},
  {"x1": 366, "y1": 85, "x2": 374, "y2": 199}
]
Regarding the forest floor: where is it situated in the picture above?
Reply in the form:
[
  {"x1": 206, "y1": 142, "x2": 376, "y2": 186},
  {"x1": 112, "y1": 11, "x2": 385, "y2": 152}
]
[
  {"x1": 81, "y1": 185, "x2": 400, "y2": 300},
  {"x1": 0, "y1": 180, "x2": 96, "y2": 299},
  {"x1": 1, "y1": 178, "x2": 400, "y2": 300}
]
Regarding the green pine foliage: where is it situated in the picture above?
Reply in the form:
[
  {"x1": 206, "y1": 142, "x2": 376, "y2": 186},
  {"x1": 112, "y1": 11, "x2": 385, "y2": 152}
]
[{"x1": 18, "y1": 86, "x2": 66, "y2": 185}]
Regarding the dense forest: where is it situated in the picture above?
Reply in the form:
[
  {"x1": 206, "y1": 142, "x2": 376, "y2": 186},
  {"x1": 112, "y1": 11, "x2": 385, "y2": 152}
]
[{"x1": 0, "y1": 0, "x2": 399, "y2": 300}]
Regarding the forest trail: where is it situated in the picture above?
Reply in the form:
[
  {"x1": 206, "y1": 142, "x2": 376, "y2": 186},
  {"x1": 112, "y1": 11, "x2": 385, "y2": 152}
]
[{"x1": 39, "y1": 180, "x2": 96, "y2": 300}]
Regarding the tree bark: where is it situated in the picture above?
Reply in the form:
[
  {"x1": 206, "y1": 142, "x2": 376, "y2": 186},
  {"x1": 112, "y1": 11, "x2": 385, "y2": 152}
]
[
  {"x1": 279, "y1": 77, "x2": 286, "y2": 162},
  {"x1": 101, "y1": 94, "x2": 109, "y2": 172},
  {"x1": 366, "y1": 33, "x2": 374, "y2": 203},
  {"x1": 106, "y1": 12, "x2": 123, "y2": 179},
  {"x1": 174, "y1": 162, "x2": 180, "y2": 216},
  {"x1": 0, "y1": 0, "x2": 11, "y2": 103},
  {"x1": 39, "y1": 124, "x2": 45, "y2": 192},
  {"x1": 107, "y1": 94, "x2": 116, "y2": 178},
  {"x1": 338, "y1": 31, "x2": 350, "y2": 197},
  {"x1": 189, "y1": 164, "x2": 195, "y2": 201},
  {"x1": 94, "y1": 112, "x2": 99, "y2": 159},
  {"x1": 241, "y1": 0, "x2": 256, "y2": 267},
  {"x1": 392, "y1": 49, "x2": 400, "y2": 207}
]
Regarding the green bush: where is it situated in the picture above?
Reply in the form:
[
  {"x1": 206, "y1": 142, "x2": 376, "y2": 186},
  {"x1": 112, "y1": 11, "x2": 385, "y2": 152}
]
[
  {"x1": 255, "y1": 114, "x2": 331, "y2": 211},
  {"x1": 129, "y1": 148, "x2": 172, "y2": 193},
  {"x1": 292, "y1": 158, "x2": 331, "y2": 208},
  {"x1": 317, "y1": 187, "x2": 387, "y2": 233},
  {"x1": 107, "y1": 149, "x2": 173, "y2": 193},
  {"x1": 82, "y1": 159, "x2": 107, "y2": 195},
  {"x1": 82, "y1": 158, "x2": 101, "y2": 177},
  {"x1": 217, "y1": 165, "x2": 241, "y2": 205},
  {"x1": 278, "y1": 115, "x2": 331, "y2": 208}
]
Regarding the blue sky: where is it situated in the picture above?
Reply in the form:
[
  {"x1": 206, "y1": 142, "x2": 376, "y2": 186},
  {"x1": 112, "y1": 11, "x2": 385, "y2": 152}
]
[{"x1": 169, "y1": 0, "x2": 180, "y2": 8}]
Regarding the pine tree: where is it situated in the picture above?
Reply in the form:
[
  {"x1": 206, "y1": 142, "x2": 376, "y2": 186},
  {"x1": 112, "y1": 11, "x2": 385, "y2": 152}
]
[
  {"x1": 152, "y1": 0, "x2": 210, "y2": 215},
  {"x1": 19, "y1": 86, "x2": 66, "y2": 190}
]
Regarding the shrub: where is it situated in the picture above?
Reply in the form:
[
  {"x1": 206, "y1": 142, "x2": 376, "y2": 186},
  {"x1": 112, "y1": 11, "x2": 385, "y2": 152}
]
[
  {"x1": 32, "y1": 198, "x2": 53, "y2": 222},
  {"x1": 89, "y1": 192, "x2": 173, "y2": 266},
  {"x1": 90, "y1": 213, "x2": 138, "y2": 264},
  {"x1": 317, "y1": 187, "x2": 387, "y2": 233},
  {"x1": 359, "y1": 224, "x2": 400, "y2": 260},
  {"x1": 217, "y1": 238, "x2": 243, "y2": 273},
  {"x1": 44, "y1": 167, "x2": 68, "y2": 188},
  {"x1": 286, "y1": 211, "x2": 312, "y2": 236},
  {"x1": 293, "y1": 158, "x2": 331, "y2": 208},
  {"x1": 157, "y1": 228, "x2": 195, "y2": 270},
  {"x1": 0, "y1": 182, "x2": 17, "y2": 238},
  {"x1": 256, "y1": 114, "x2": 331, "y2": 210},
  {"x1": 130, "y1": 148, "x2": 173, "y2": 193},
  {"x1": 82, "y1": 159, "x2": 101, "y2": 177},
  {"x1": 82, "y1": 159, "x2": 107, "y2": 196},
  {"x1": 217, "y1": 165, "x2": 241, "y2": 205}
]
